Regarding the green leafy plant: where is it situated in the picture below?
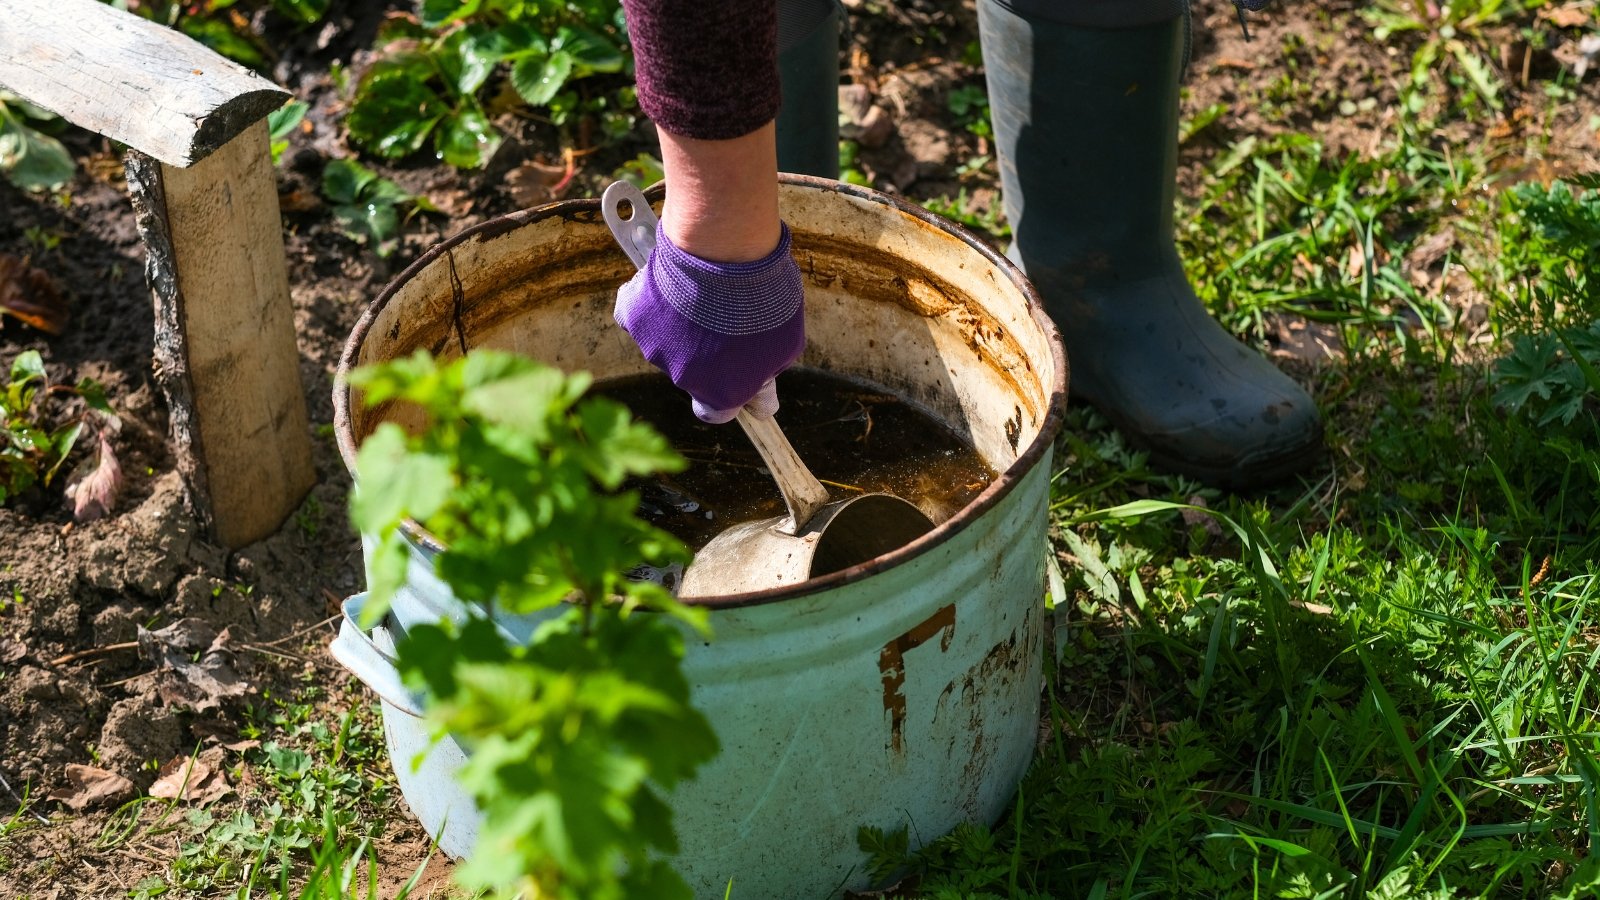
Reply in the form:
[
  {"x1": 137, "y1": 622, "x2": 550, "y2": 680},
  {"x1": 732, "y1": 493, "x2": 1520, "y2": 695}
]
[
  {"x1": 107, "y1": 0, "x2": 329, "y2": 69},
  {"x1": 267, "y1": 100, "x2": 309, "y2": 165},
  {"x1": 1364, "y1": 0, "x2": 1516, "y2": 114},
  {"x1": 349, "y1": 349, "x2": 718, "y2": 899},
  {"x1": 0, "y1": 94, "x2": 75, "y2": 193},
  {"x1": 946, "y1": 83, "x2": 993, "y2": 140},
  {"x1": 1493, "y1": 321, "x2": 1600, "y2": 426},
  {"x1": 1, "y1": 350, "x2": 111, "y2": 505},
  {"x1": 345, "y1": 1, "x2": 630, "y2": 168},
  {"x1": 320, "y1": 158, "x2": 433, "y2": 257},
  {"x1": 923, "y1": 189, "x2": 1010, "y2": 242}
]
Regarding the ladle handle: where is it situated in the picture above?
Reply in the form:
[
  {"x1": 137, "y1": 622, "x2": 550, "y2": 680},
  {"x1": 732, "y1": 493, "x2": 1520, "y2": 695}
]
[
  {"x1": 734, "y1": 409, "x2": 830, "y2": 534},
  {"x1": 601, "y1": 180, "x2": 831, "y2": 536}
]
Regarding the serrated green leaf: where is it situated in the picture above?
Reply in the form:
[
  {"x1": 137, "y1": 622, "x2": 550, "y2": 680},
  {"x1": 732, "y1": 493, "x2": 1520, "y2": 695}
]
[
  {"x1": 321, "y1": 158, "x2": 376, "y2": 205},
  {"x1": 419, "y1": 0, "x2": 481, "y2": 29},
  {"x1": 346, "y1": 56, "x2": 448, "y2": 159},
  {"x1": 574, "y1": 398, "x2": 684, "y2": 489},
  {"x1": 553, "y1": 25, "x2": 624, "y2": 75},
  {"x1": 511, "y1": 51, "x2": 573, "y2": 108},
  {"x1": 351, "y1": 424, "x2": 454, "y2": 531},
  {"x1": 434, "y1": 106, "x2": 501, "y2": 169}
]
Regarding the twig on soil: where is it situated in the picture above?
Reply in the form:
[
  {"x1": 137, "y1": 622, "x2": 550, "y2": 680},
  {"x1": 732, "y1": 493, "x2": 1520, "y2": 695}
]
[
  {"x1": 237, "y1": 642, "x2": 312, "y2": 665},
  {"x1": 0, "y1": 768, "x2": 50, "y2": 824},
  {"x1": 117, "y1": 846, "x2": 168, "y2": 868},
  {"x1": 48, "y1": 641, "x2": 139, "y2": 667},
  {"x1": 251, "y1": 613, "x2": 340, "y2": 649}
]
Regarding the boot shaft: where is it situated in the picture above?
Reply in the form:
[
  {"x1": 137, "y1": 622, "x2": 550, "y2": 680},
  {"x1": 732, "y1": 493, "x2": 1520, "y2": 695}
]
[
  {"x1": 979, "y1": 0, "x2": 1188, "y2": 279},
  {"x1": 776, "y1": 0, "x2": 841, "y2": 178}
]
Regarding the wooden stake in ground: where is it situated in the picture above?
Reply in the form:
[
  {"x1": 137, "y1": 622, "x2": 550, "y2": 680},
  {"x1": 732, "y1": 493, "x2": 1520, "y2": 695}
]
[{"x1": 0, "y1": 0, "x2": 316, "y2": 548}]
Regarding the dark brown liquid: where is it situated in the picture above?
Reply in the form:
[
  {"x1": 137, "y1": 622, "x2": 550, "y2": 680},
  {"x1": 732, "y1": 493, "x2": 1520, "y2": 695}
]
[{"x1": 595, "y1": 370, "x2": 996, "y2": 551}]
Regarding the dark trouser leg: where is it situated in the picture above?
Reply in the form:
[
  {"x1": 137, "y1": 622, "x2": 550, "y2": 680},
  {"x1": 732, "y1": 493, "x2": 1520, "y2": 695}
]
[
  {"x1": 978, "y1": 0, "x2": 1323, "y2": 487},
  {"x1": 776, "y1": 0, "x2": 841, "y2": 178}
]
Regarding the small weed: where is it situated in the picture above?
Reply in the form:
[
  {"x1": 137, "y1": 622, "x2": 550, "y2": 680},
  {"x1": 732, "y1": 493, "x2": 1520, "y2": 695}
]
[
  {"x1": 295, "y1": 494, "x2": 323, "y2": 541},
  {"x1": 110, "y1": 0, "x2": 328, "y2": 70},
  {"x1": 922, "y1": 189, "x2": 1009, "y2": 242},
  {"x1": 946, "y1": 83, "x2": 993, "y2": 140},
  {"x1": 1, "y1": 350, "x2": 112, "y2": 506},
  {"x1": 20, "y1": 226, "x2": 63, "y2": 254},
  {"x1": 319, "y1": 159, "x2": 433, "y2": 257}
]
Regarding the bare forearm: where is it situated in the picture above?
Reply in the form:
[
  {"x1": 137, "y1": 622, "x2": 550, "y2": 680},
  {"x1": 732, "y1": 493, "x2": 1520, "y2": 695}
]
[{"x1": 659, "y1": 123, "x2": 781, "y2": 263}]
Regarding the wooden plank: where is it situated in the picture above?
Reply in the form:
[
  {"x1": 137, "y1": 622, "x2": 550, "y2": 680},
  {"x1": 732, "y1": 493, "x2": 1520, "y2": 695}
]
[
  {"x1": 0, "y1": 0, "x2": 288, "y2": 168},
  {"x1": 126, "y1": 121, "x2": 315, "y2": 548}
]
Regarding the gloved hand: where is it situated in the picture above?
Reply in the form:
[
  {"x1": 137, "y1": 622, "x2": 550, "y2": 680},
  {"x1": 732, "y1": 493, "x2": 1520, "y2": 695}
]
[{"x1": 614, "y1": 222, "x2": 805, "y2": 424}]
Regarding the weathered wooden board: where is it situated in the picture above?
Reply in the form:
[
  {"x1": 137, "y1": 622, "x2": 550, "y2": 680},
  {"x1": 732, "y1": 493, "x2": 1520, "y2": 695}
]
[
  {"x1": 126, "y1": 121, "x2": 315, "y2": 548},
  {"x1": 0, "y1": 0, "x2": 288, "y2": 167}
]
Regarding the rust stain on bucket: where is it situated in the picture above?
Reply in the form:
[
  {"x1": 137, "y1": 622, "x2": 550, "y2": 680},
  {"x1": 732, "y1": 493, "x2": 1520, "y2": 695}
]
[{"x1": 878, "y1": 603, "x2": 957, "y2": 754}]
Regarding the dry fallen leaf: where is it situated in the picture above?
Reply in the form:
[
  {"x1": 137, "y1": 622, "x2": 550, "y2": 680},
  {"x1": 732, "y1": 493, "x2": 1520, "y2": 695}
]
[
  {"x1": 65, "y1": 430, "x2": 122, "y2": 522},
  {"x1": 1540, "y1": 5, "x2": 1592, "y2": 28},
  {"x1": 506, "y1": 159, "x2": 571, "y2": 207},
  {"x1": 278, "y1": 187, "x2": 322, "y2": 214},
  {"x1": 0, "y1": 253, "x2": 69, "y2": 334},
  {"x1": 47, "y1": 764, "x2": 135, "y2": 811},
  {"x1": 148, "y1": 748, "x2": 230, "y2": 806},
  {"x1": 138, "y1": 619, "x2": 252, "y2": 712}
]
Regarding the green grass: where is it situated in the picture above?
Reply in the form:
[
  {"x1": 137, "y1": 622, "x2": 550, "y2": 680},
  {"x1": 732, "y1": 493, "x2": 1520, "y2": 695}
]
[
  {"x1": 92, "y1": 682, "x2": 446, "y2": 900},
  {"x1": 857, "y1": 7, "x2": 1600, "y2": 897}
]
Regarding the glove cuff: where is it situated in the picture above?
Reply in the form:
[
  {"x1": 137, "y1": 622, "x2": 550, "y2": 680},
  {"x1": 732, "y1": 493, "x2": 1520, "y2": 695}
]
[{"x1": 649, "y1": 223, "x2": 804, "y2": 336}]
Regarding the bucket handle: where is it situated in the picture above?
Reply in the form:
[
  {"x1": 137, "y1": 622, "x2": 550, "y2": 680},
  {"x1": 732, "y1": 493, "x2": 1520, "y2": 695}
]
[{"x1": 329, "y1": 594, "x2": 426, "y2": 719}]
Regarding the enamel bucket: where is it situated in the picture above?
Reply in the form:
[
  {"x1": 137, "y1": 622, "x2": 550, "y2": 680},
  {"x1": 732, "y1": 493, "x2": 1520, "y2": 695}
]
[{"x1": 330, "y1": 176, "x2": 1068, "y2": 898}]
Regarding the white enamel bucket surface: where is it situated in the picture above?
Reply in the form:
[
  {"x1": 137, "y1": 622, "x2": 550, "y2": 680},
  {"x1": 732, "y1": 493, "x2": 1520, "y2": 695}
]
[{"x1": 331, "y1": 177, "x2": 1069, "y2": 898}]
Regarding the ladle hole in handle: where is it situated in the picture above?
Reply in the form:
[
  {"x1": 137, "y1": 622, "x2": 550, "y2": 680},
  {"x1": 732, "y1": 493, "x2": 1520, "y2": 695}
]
[{"x1": 601, "y1": 181, "x2": 657, "y2": 268}]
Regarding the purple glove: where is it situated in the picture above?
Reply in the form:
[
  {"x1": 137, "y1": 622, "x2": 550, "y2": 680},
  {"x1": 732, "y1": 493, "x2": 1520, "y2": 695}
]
[{"x1": 614, "y1": 222, "x2": 805, "y2": 424}]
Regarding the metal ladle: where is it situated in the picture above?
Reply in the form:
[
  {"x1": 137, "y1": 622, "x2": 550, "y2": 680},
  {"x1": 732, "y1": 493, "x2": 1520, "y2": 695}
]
[{"x1": 602, "y1": 182, "x2": 936, "y2": 598}]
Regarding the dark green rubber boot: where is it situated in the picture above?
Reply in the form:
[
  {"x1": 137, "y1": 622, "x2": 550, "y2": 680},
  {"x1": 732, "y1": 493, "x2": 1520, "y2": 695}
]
[
  {"x1": 776, "y1": 0, "x2": 840, "y2": 178},
  {"x1": 978, "y1": 0, "x2": 1324, "y2": 488}
]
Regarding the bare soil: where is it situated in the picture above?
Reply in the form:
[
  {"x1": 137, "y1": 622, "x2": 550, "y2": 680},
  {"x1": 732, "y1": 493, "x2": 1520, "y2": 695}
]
[{"x1": 2, "y1": 0, "x2": 1597, "y2": 896}]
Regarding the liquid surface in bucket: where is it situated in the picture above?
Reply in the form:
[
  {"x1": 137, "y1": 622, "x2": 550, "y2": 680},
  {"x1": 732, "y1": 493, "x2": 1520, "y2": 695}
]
[{"x1": 594, "y1": 369, "x2": 995, "y2": 551}]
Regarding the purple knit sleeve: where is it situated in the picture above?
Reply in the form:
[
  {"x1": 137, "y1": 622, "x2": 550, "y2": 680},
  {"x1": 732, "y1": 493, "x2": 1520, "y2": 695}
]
[{"x1": 622, "y1": 0, "x2": 781, "y2": 141}]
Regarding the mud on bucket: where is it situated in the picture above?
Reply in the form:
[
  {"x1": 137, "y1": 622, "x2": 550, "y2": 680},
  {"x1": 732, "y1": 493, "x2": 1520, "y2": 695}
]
[{"x1": 331, "y1": 176, "x2": 1068, "y2": 899}]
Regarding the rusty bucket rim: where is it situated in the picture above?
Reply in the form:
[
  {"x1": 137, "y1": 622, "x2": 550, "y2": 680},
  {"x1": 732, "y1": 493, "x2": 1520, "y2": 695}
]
[{"x1": 333, "y1": 174, "x2": 1069, "y2": 611}]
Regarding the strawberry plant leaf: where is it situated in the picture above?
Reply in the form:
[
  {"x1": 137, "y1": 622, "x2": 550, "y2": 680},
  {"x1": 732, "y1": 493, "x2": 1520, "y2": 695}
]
[
  {"x1": 346, "y1": 56, "x2": 449, "y2": 159},
  {"x1": 75, "y1": 378, "x2": 112, "y2": 415},
  {"x1": 321, "y1": 158, "x2": 376, "y2": 205},
  {"x1": 420, "y1": 0, "x2": 482, "y2": 30},
  {"x1": 511, "y1": 51, "x2": 574, "y2": 108},
  {"x1": 435, "y1": 104, "x2": 501, "y2": 169},
  {"x1": 553, "y1": 25, "x2": 624, "y2": 76}
]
